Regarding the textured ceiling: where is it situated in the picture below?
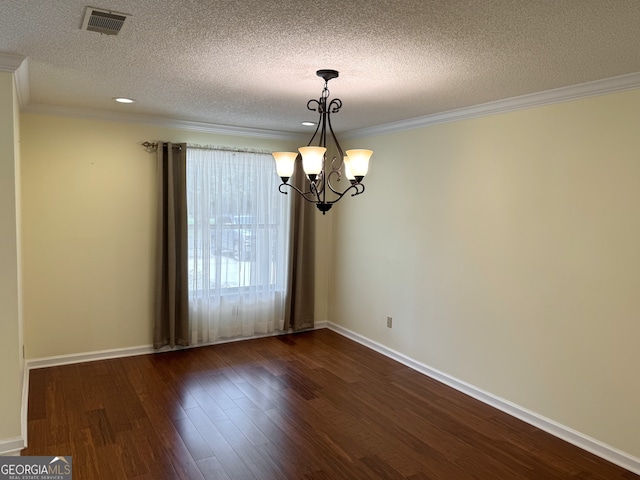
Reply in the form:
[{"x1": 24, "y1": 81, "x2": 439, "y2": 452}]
[{"x1": 2, "y1": 0, "x2": 640, "y2": 135}]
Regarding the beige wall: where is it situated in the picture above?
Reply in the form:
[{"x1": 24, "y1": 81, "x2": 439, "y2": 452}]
[
  {"x1": 20, "y1": 114, "x2": 331, "y2": 359},
  {"x1": 19, "y1": 88, "x2": 640, "y2": 461},
  {"x1": 331, "y1": 89, "x2": 640, "y2": 458},
  {"x1": 0, "y1": 72, "x2": 22, "y2": 447}
]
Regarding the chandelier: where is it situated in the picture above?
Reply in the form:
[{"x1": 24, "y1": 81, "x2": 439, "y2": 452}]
[{"x1": 272, "y1": 69, "x2": 373, "y2": 214}]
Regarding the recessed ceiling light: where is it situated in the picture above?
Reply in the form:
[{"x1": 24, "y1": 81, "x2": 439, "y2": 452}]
[
  {"x1": 113, "y1": 97, "x2": 135, "y2": 104},
  {"x1": 301, "y1": 121, "x2": 315, "y2": 126}
]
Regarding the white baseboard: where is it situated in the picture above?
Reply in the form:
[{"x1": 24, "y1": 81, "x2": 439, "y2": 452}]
[
  {"x1": 326, "y1": 322, "x2": 640, "y2": 476},
  {"x1": 0, "y1": 437, "x2": 25, "y2": 456},
  {"x1": 20, "y1": 322, "x2": 637, "y2": 475},
  {"x1": 20, "y1": 364, "x2": 29, "y2": 451},
  {"x1": 25, "y1": 322, "x2": 330, "y2": 371},
  {"x1": 16, "y1": 325, "x2": 330, "y2": 448},
  {"x1": 0, "y1": 367, "x2": 31, "y2": 456},
  {"x1": 27, "y1": 345, "x2": 155, "y2": 370}
]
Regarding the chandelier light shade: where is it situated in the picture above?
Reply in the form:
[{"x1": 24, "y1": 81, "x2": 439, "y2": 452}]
[
  {"x1": 345, "y1": 149, "x2": 372, "y2": 180},
  {"x1": 298, "y1": 146, "x2": 326, "y2": 178},
  {"x1": 272, "y1": 69, "x2": 373, "y2": 214},
  {"x1": 272, "y1": 151, "x2": 297, "y2": 181}
]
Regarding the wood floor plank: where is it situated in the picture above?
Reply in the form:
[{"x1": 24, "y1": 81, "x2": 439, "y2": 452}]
[
  {"x1": 185, "y1": 407, "x2": 257, "y2": 479},
  {"x1": 214, "y1": 416, "x2": 287, "y2": 480},
  {"x1": 262, "y1": 406, "x2": 375, "y2": 480},
  {"x1": 172, "y1": 417, "x2": 215, "y2": 462},
  {"x1": 224, "y1": 407, "x2": 272, "y2": 447},
  {"x1": 196, "y1": 456, "x2": 232, "y2": 480},
  {"x1": 22, "y1": 329, "x2": 639, "y2": 479},
  {"x1": 232, "y1": 398, "x2": 325, "y2": 476}
]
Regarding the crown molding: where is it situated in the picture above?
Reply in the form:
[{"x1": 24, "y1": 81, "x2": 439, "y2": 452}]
[
  {"x1": 8, "y1": 48, "x2": 640, "y2": 142},
  {"x1": 13, "y1": 58, "x2": 30, "y2": 107},
  {"x1": 0, "y1": 52, "x2": 26, "y2": 72},
  {"x1": 3, "y1": 51, "x2": 296, "y2": 140},
  {"x1": 0, "y1": 52, "x2": 30, "y2": 107},
  {"x1": 22, "y1": 103, "x2": 302, "y2": 140},
  {"x1": 344, "y1": 71, "x2": 640, "y2": 139}
]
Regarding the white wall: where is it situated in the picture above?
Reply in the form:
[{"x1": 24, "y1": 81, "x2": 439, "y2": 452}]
[
  {"x1": 331, "y1": 89, "x2": 640, "y2": 459},
  {"x1": 20, "y1": 114, "x2": 331, "y2": 359},
  {"x1": 0, "y1": 72, "x2": 23, "y2": 452}
]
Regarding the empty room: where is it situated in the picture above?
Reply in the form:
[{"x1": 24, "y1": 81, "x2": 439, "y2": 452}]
[{"x1": 1, "y1": 1, "x2": 640, "y2": 479}]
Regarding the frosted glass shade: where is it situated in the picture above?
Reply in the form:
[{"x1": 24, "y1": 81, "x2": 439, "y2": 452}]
[
  {"x1": 299, "y1": 146, "x2": 326, "y2": 175},
  {"x1": 272, "y1": 151, "x2": 297, "y2": 180},
  {"x1": 343, "y1": 156, "x2": 355, "y2": 181},
  {"x1": 345, "y1": 149, "x2": 373, "y2": 178}
]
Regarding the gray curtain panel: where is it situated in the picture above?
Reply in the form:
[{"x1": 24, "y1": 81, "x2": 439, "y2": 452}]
[
  {"x1": 153, "y1": 142, "x2": 190, "y2": 349},
  {"x1": 284, "y1": 161, "x2": 316, "y2": 331}
]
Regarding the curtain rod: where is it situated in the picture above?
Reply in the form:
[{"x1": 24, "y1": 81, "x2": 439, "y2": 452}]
[
  {"x1": 142, "y1": 141, "x2": 182, "y2": 151},
  {"x1": 142, "y1": 142, "x2": 271, "y2": 155}
]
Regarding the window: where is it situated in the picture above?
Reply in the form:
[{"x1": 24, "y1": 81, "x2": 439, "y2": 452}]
[{"x1": 186, "y1": 147, "x2": 290, "y2": 343}]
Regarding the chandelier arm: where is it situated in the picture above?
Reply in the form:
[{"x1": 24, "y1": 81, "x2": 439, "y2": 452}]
[
  {"x1": 312, "y1": 170, "x2": 326, "y2": 196},
  {"x1": 309, "y1": 178, "x2": 321, "y2": 198},
  {"x1": 307, "y1": 123, "x2": 321, "y2": 147},
  {"x1": 340, "y1": 183, "x2": 365, "y2": 199},
  {"x1": 307, "y1": 99, "x2": 320, "y2": 112},
  {"x1": 325, "y1": 173, "x2": 366, "y2": 199},
  {"x1": 319, "y1": 86, "x2": 329, "y2": 148},
  {"x1": 325, "y1": 168, "x2": 345, "y2": 196},
  {"x1": 319, "y1": 112, "x2": 327, "y2": 149},
  {"x1": 351, "y1": 183, "x2": 365, "y2": 197},
  {"x1": 326, "y1": 102, "x2": 345, "y2": 160},
  {"x1": 318, "y1": 182, "x2": 365, "y2": 207},
  {"x1": 328, "y1": 98, "x2": 342, "y2": 114},
  {"x1": 316, "y1": 170, "x2": 328, "y2": 205},
  {"x1": 306, "y1": 100, "x2": 323, "y2": 146},
  {"x1": 278, "y1": 179, "x2": 322, "y2": 199},
  {"x1": 279, "y1": 182, "x2": 324, "y2": 204}
]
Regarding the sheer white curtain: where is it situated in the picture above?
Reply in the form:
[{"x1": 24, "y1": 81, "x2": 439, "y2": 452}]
[{"x1": 186, "y1": 147, "x2": 290, "y2": 344}]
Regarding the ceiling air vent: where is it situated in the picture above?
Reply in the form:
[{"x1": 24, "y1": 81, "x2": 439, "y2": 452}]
[{"x1": 81, "y1": 7, "x2": 130, "y2": 35}]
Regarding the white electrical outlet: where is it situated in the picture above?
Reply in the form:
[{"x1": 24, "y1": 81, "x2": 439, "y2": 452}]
[{"x1": 386, "y1": 316, "x2": 393, "y2": 328}]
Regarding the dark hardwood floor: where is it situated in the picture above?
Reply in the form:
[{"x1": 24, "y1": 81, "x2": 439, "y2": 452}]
[{"x1": 22, "y1": 329, "x2": 638, "y2": 479}]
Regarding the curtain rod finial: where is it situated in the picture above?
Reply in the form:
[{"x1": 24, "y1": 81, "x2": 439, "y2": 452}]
[{"x1": 142, "y1": 141, "x2": 158, "y2": 152}]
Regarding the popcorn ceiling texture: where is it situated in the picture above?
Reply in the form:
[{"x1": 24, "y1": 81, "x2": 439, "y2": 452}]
[{"x1": 1, "y1": 0, "x2": 640, "y2": 133}]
